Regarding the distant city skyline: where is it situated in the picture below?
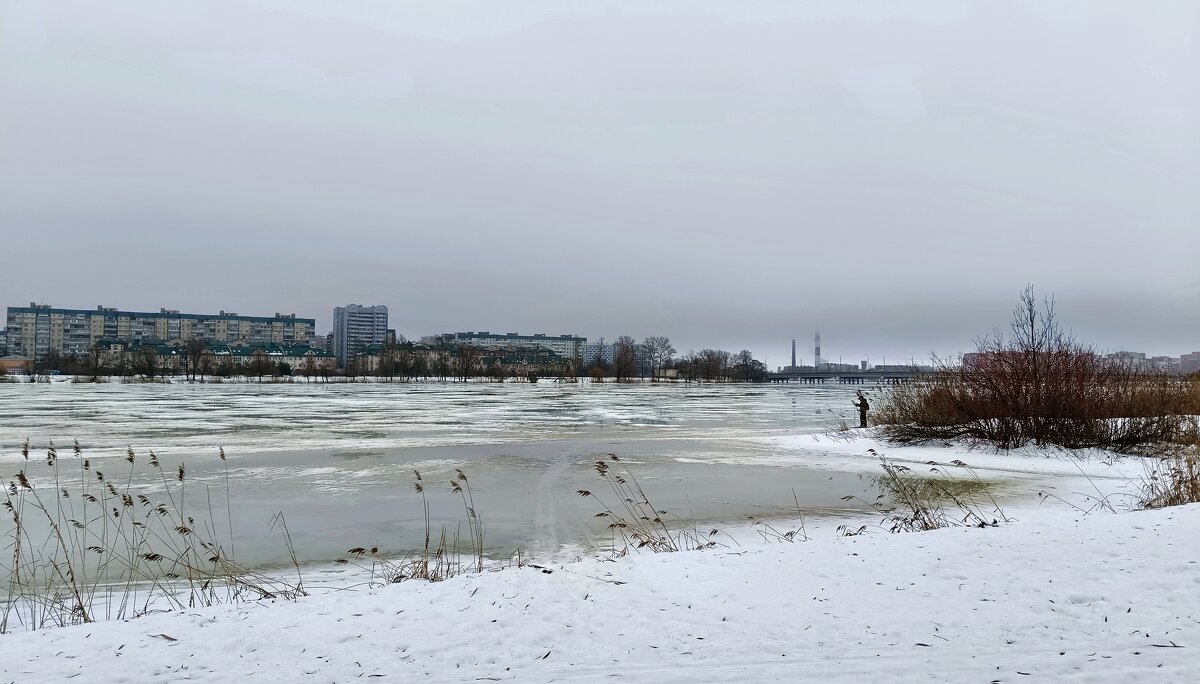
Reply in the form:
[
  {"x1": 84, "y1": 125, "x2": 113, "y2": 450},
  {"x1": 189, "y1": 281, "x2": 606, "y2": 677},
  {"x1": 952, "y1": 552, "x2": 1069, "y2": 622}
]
[{"x1": 3, "y1": 296, "x2": 1196, "y2": 372}]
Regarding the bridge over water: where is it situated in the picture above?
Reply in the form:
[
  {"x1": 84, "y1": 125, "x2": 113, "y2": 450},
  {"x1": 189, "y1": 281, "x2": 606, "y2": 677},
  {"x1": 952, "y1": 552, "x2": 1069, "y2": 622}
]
[{"x1": 765, "y1": 369, "x2": 930, "y2": 385}]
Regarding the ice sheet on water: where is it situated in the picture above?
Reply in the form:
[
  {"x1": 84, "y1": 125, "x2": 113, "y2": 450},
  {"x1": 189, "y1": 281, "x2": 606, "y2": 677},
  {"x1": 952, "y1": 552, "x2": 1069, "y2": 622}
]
[
  {"x1": 0, "y1": 381, "x2": 862, "y2": 459},
  {"x1": 1, "y1": 383, "x2": 1122, "y2": 567}
]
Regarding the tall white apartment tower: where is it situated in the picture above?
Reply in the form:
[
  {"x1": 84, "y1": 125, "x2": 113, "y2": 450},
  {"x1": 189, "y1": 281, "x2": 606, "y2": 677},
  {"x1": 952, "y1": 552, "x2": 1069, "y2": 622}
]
[{"x1": 333, "y1": 304, "x2": 389, "y2": 368}]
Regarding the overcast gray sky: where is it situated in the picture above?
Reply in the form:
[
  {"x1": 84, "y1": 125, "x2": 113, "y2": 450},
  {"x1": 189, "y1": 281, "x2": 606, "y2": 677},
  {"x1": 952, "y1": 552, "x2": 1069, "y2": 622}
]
[{"x1": 1, "y1": 1, "x2": 1197, "y2": 368}]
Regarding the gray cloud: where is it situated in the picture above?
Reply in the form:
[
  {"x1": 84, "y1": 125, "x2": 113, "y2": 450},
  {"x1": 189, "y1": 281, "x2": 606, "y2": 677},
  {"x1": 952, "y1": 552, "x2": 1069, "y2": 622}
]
[{"x1": 1, "y1": 1, "x2": 1197, "y2": 368}]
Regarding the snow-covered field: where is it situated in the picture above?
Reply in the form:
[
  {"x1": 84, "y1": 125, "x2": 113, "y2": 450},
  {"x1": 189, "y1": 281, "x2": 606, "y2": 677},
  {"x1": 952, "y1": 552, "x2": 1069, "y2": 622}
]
[{"x1": 3, "y1": 436, "x2": 1196, "y2": 683}]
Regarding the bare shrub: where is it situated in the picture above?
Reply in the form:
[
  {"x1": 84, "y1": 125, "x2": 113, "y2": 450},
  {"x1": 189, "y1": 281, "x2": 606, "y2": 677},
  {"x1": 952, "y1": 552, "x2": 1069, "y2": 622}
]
[
  {"x1": 875, "y1": 286, "x2": 1199, "y2": 452},
  {"x1": 844, "y1": 450, "x2": 1008, "y2": 533}
]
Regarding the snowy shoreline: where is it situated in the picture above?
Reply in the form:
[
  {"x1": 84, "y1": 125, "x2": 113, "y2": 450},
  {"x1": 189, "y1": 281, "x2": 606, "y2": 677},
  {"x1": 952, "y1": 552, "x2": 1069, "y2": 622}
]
[{"x1": 5, "y1": 437, "x2": 1196, "y2": 683}]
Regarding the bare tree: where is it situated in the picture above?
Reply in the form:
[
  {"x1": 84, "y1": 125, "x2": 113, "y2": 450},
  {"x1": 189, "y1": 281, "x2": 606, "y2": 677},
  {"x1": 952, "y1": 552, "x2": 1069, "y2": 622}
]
[
  {"x1": 185, "y1": 338, "x2": 208, "y2": 382},
  {"x1": 377, "y1": 343, "x2": 400, "y2": 381},
  {"x1": 351, "y1": 355, "x2": 369, "y2": 380},
  {"x1": 613, "y1": 336, "x2": 639, "y2": 382},
  {"x1": 697, "y1": 349, "x2": 731, "y2": 382},
  {"x1": 431, "y1": 344, "x2": 451, "y2": 381},
  {"x1": 456, "y1": 344, "x2": 482, "y2": 382},
  {"x1": 586, "y1": 336, "x2": 609, "y2": 377},
  {"x1": 395, "y1": 343, "x2": 418, "y2": 381},
  {"x1": 409, "y1": 351, "x2": 428, "y2": 381},
  {"x1": 213, "y1": 359, "x2": 233, "y2": 379},
  {"x1": 248, "y1": 353, "x2": 273, "y2": 382},
  {"x1": 559, "y1": 355, "x2": 579, "y2": 382},
  {"x1": 732, "y1": 349, "x2": 768, "y2": 382},
  {"x1": 132, "y1": 347, "x2": 161, "y2": 381},
  {"x1": 642, "y1": 336, "x2": 675, "y2": 381},
  {"x1": 111, "y1": 351, "x2": 130, "y2": 379},
  {"x1": 302, "y1": 355, "x2": 317, "y2": 381},
  {"x1": 486, "y1": 358, "x2": 508, "y2": 382},
  {"x1": 671, "y1": 351, "x2": 697, "y2": 382},
  {"x1": 86, "y1": 344, "x2": 106, "y2": 382}
]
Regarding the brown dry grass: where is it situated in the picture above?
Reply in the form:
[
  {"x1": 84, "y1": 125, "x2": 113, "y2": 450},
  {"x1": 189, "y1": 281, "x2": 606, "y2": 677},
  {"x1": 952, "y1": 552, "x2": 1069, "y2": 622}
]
[
  {"x1": 578, "y1": 454, "x2": 724, "y2": 555},
  {"x1": 1138, "y1": 446, "x2": 1200, "y2": 510},
  {"x1": 337, "y1": 468, "x2": 493, "y2": 585},
  {"x1": 842, "y1": 449, "x2": 1009, "y2": 534},
  {"x1": 1, "y1": 440, "x2": 304, "y2": 634}
]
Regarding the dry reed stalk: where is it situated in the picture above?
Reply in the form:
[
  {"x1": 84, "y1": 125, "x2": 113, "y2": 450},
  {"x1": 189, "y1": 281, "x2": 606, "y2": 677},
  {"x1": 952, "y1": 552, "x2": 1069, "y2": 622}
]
[
  {"x1": 843, "y1": 450, "x2": 1007, "y2": 534},
  {"x1": 579, "y1": 454, "x2": 720, "y2": 555},
  {"x1": 1, "y1": 441, "x2": 304, "y2": 634},
  {"x1": 749, "y1": 490, "x2": 808, "y2": 544},
  {"x1": 1138, "y1": 447, "x2": 1200, "y2": 509},
  {"x1": 339, "y1": 468, "x2": 494, "y2": 585}
]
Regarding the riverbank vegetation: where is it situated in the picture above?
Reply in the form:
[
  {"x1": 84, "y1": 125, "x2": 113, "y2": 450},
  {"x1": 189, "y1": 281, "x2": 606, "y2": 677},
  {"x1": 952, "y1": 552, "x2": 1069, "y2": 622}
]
[
  {"x1": 578, "y1": 455, "x2": 724, "y2": 554},
  {"x1": 1, "y1": 442, "x2": 304, "y2": 634},
  {"x1": 1138, "y1": 449, "x2": 1200, "y2": 509},
  {"x1": 13, "y1": 334, "x2": 774, "y2": 384},
  {"x1": 6, "y1": 431, "x2": 1196, "y2": 639},
  {"x1": 874, "y1": 287, "x2": 1200, "y2": 453},
  {"x1": 337, "y1": 468, "x2": 496, "y2": 585}
]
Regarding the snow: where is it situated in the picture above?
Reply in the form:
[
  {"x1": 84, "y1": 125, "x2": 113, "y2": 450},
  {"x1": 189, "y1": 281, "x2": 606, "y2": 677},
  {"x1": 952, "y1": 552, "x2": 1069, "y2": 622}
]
[
  {"x1": 3, "y1": 438, "x2": 1198, "y2": 682},
  {"x1": 748, "y1": 432, "x2": 1151, "y2": 519}
]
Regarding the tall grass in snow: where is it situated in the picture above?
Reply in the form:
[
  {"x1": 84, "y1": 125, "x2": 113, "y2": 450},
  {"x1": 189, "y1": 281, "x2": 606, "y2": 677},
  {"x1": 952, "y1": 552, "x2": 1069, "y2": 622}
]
[
  {"x1": 1139, "y1": 446, "x2": 1200, "y2": 510},
  {"x1": 839, "y1": 449, "x2": 1009, "y2": 535},
  {"x1": 1, "y1": 440, "x2": 304, "y2": 634},
  {"x1": 578, "y1": 454, "x2": 723, "y2": 554},
  {"x1": 339, "y1": 469, "x2": 497, "y2": 584}
]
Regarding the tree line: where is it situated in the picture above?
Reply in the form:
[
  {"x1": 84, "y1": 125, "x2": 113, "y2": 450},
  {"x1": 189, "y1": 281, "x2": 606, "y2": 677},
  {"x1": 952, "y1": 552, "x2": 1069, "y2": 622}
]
[
  {"x1": 12, "y1": 336, "x2": 774, "y2": 384},
  {"x1": 583, "y1": 336, "x2": 769, "y2": 383}
]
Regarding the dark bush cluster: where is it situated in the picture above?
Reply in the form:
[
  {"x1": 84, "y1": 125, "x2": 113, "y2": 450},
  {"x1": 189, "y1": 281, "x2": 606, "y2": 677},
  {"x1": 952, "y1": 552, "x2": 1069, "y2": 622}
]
[{"x1": 875, "y1": 287, "x2": 1200, "y2": 452}]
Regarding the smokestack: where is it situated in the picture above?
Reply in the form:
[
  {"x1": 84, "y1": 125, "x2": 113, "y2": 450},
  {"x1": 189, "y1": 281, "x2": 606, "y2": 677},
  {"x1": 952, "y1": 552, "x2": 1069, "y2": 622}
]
[
  {"x1": 791, "y1": 339, "x2": 796, "y2": 368},
  {"x1": 814, "y1": 331, "x2": 822, "y2": 369}
]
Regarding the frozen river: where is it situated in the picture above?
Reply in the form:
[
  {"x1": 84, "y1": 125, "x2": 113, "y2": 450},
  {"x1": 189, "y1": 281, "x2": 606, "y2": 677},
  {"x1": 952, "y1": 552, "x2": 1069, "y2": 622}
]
[{"x1": 0, "y1": 381, "x2": 877, "y2": 570}]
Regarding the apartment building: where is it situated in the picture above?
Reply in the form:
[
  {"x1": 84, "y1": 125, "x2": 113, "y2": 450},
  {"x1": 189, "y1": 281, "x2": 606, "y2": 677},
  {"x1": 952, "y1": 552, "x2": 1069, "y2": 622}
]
[
  {"x1": 432, "y1": 331, "x2": 585, "y2": 364},
  {"x1": 5, "y1": 303, "x2": 314, "y2": 360},
  {"x1": 332, "y1": 304, "x2": 389, "y2": 368},
  {"x1": 1183, "y1": 352, "x2": 1200, "y2": 375},
  {"x1": 582, "y1": 342, "x2": 615, "y2": 367}
]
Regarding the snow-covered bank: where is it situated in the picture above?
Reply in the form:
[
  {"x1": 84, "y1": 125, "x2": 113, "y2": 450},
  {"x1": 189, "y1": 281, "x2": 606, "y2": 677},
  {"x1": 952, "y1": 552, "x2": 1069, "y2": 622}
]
[
  {"x1": 751, "y1": 432, "x2": 1143, "y2": 481},
  {"x1": 5, "y1": 499, "x2": 1198, "y2": 682},
  {"x1": 745, "y1": 432, "x2": 1150, "y2": 516}
]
